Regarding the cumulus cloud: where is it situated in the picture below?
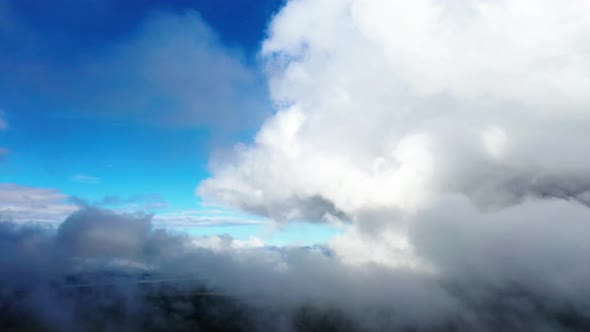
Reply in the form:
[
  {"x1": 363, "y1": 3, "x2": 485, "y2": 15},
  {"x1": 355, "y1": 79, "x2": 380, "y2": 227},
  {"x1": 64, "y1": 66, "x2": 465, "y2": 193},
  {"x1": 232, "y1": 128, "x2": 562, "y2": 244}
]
[
  {"x1": 0, "y1": 112, "x2": 8, "y2": 159},
  {"x1": 194, "y1": 1, "x2": 590, "y2": 330},
  {"x1": 200, "y1": 0, "x2": 590, "y2": 260}
]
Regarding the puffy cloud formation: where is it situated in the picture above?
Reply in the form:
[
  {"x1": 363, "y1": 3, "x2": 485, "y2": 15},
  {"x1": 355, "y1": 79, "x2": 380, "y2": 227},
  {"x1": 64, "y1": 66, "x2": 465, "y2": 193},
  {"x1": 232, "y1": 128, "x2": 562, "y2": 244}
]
[
  {"x1": 195, "y1": 0, "x2": 590, "y2": 329},
  {"x1": 200, "y1": 0, "x2": 590, "y2": 262}
]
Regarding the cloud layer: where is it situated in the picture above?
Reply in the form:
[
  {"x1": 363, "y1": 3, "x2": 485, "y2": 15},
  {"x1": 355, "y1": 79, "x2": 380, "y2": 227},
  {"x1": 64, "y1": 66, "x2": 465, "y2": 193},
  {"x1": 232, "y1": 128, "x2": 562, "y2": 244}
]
[
  {"x1": 0, "y1": 184, "x2": 77, "y2": 223},
  {"x1": 4, "y1": 205, "x2": 590, "y2": 331}
]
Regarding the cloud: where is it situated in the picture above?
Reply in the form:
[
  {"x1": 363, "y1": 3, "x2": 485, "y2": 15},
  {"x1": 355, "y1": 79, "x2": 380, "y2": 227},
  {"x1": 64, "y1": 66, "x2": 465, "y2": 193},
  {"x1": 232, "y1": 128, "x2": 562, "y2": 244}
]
[
  {"x1": 0, "y1": 9, "x2": 268, "y2": 130},
  {"x1": 70, "y1": 193, "x2": 168, "y2": 213},
  {"x1": 0, "y1": 183, "x2": 78, "y2": 223},
  {"x1": 5, "y1": 205, "x2": 590, "y2": 331},
  {"x1": 153, "y1": 207, "x2": 265, "y2": 228},
  {"x1": 0, "y1": 183, "x2": 257, "y2": 229},
  {"x1": 0, "y1": 147, "x2": 9, "y2": 160},
  {"x1": 0, "y1": 112, "x2": 8, "y2": 159},
  {"x1": 0, "y1": 209, "x2": 510, "y2": 330},
  {"x1": 70, "y1": 174, "x2": 101, "y2": 184},
  {"x1": 0, "y1": 114, "x2": 7, "y2": 131},
  {"x1": 200, "y1": 0, "x2": 590, "y2": 257},
  {"x1": 57, "y1": 208, "x2": 152, "y2": 259},
  {"x1": 194, "y1": 1, "x2": 590, "y2": 330}
]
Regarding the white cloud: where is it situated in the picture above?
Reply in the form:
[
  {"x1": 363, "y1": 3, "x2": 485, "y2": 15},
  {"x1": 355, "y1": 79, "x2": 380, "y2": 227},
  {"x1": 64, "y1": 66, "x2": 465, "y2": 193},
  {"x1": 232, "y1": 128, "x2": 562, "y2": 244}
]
[
  {"x1": 200, "y1": 0, "x2": 590, "y2": 269},
  {"x1": 70, "y1": 174, "x2": 101, "y2": 184},
  {"x1": 0, "y1": 183, "x2": 78, "y2": 223}
]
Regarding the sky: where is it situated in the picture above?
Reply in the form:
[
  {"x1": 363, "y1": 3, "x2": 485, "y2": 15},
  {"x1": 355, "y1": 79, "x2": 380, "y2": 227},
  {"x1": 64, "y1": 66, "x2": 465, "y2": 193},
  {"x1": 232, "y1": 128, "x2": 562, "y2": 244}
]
[
  {"x1": 3, "y1": 1, "x2": 590, "y2": 331},
  {"x1": 0, "y1": 0, "x2": 341, "y2": 245}
]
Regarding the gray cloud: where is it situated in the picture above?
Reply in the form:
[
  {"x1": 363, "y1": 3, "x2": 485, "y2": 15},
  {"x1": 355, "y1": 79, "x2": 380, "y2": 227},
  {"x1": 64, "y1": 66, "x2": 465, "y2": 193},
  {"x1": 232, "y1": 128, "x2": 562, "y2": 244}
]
[
  {"x1": 152, "y1": 208, "x2": 264, "y2": 228},
  {"x1": 57, "y1": 208, "x2": 152, "y2": 259},
  {"x1": 0, "y1": 112, "x2": 8, "y2": 160},
  {"x1": 4, "y1": 206, "x2": 590, "y2": 331}
]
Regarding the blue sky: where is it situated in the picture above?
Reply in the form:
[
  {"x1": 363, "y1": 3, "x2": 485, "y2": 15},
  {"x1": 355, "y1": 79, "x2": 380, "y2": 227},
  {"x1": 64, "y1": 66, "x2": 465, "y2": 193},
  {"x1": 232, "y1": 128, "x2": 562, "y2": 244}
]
[{"x1": 0, "y1": 0, "x2": 341, "y2": 245}]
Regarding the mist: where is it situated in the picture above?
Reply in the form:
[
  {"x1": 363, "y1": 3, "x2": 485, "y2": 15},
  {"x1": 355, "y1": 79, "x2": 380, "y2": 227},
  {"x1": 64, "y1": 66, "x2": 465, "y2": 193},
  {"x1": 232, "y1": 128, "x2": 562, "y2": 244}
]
[{"x1": 3, "y1": 202, "x2": 590, "y2": 331}]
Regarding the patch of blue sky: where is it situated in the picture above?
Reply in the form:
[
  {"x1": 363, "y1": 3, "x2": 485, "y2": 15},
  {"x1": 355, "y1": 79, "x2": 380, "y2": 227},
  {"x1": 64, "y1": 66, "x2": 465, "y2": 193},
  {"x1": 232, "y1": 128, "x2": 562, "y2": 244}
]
[
  {"x1": 0, "y1": 0, "x2": 343, "y2": 246},
  {"x1": 179, "y1": 223, "x2": 342, "y2": 246}
]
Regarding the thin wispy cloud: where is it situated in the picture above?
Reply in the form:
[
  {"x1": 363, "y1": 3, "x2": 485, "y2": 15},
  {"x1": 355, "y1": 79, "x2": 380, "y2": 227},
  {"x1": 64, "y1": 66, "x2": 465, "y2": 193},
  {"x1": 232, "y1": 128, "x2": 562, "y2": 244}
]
[
  {"x1": 0, "y1": 112, "x2": 7, "y2": 158},
  {"x1": 0, "y1": 10, "x2": 267, "y2": 131},
  {"x1": 154, "y1": 207, "x2": 266, "y2": 228},
  {"x1": 0, "y1": 147, "x2": 9, "y2": 160},
  {"x1": 70, "y1": 174, "x2": 101, "y2": 184},
  {"x1": 70, "y1": 193, "x2": 169, "y2": 212},
  {"x1": 0, "y1": 116, "x2": 7, "y2": 131},
  {"x1": 0, "y1": 183, "x2": 78, "y2": 223}
]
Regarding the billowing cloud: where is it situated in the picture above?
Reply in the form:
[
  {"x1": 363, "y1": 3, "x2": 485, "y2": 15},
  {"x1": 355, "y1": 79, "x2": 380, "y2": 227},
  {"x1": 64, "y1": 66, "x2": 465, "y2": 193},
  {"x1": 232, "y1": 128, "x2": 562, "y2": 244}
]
[
  {"x1": 200, "y1": 0, "x2": 590, "y2": 259},
  {"x1": 194, "y1": 0, "x2": 590, "y2": 329}
]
